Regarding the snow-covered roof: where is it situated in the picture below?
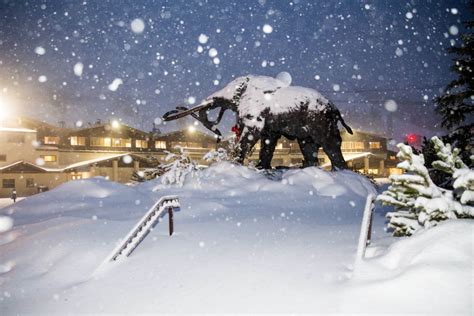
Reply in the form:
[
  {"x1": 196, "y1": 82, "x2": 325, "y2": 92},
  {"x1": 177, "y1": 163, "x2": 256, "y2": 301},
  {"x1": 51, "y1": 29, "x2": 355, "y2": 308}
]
[
  {"x1": 61, "y1": 153, "x2": 132, "y2": 171},
  {"x1": 1, "y1": 154, "x2": 147, "y2": 173},
  {"x1": 321, "y1": 152, "x2": 373, "y2": 168},
  {"x1": 0, "y1": 127, "x2": 37, "y2": 133},
  {"x1": 0, "y1": 161, "x2": 53, "y2": 172}
]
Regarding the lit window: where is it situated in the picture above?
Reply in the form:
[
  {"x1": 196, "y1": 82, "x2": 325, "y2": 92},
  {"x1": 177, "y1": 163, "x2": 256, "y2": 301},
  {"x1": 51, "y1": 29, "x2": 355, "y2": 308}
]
[
  {"x1": 44, "y1": 136, "x2": 60, "y2": 145},
  {"x1": 40, "y1": 155, "x2": 57, "y2": 162},
  {"x1": 26, "y1": 178, "x2": 35, "y2": 187},
  {"x1": 369, "y1": 142, "x2": 381, "y2": 149},
  {"x1": 71, "y1": 172, "x2": 82, "y2": 180},
  {"x1": 155, "y1": 140, "x2": 166, "y2": 149},
  {"x1": 341, "y1": 141, "x2": 365, "y2": 151},
  {"x1": 111, "y1": 138, "x2": 131, "y2": 147},
  {"x1": 2, "y1": 179, "x2": 15, "y2": 189},
  {"x1": 135, "y1": 139, "x2": 148, "y2": 148},
  {"x1": 389, "y1": 168, "x2": 403, "y2": 175},
  {"x1": 275, "y1": 142, "x2": 283, "y2": 150},
  {"x1": 70, "y1": 136, "x2": 86, "y2": 146},
  {"x1": 90, "y1": 137, "x2": 112, "y2": 147},
  {"x1": 367, "y1": 168, "x2": 379, "y2": 174}
]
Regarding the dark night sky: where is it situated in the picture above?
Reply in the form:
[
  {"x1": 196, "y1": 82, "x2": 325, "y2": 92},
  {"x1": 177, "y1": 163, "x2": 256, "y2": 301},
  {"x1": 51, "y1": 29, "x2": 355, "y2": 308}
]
[{"x1": 0, "y1": 0, "x2": 472, "y2": 142}]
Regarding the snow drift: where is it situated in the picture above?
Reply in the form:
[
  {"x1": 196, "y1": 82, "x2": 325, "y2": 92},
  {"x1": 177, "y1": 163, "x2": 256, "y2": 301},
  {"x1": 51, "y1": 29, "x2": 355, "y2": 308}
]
[{"x1": 0, "y1": 163, "x2": 472, "y2": 314}]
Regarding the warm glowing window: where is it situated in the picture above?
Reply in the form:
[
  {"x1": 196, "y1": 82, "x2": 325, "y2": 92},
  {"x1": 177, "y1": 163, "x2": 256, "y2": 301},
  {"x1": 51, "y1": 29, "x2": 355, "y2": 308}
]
[
  {"x1": 70, "y1": 136, "x2": 86, "y2": 146},
  {"x1": 112, "y1": 138, "x2": 132, "y2": 147},
  {"x1": 71, "y1": 172, "x2": 82, "y2": 180},
  {"x1": 40, "y1": 155, "x2": 57, "y2": 162},
  {"x1": 369, "y1": 142, "x2": 381, "y2": 149},
  {"x1": 135, "y1": 139, "x2": 148, "y2": 148},
  {"x1": 44, "y1": 136, "x2": 60, "y2": 145},
  {"x1": 389, "y1": 168, "x2": 403, "y2": 175},
  {"x1": 90, "y1": 137, "x2": 113, "y2": 147},
  {"x1": 275, "y1": 142, "x2": 283, "y2": 150},
  {"x1": 341, "y1": 141, "x2": 365, "y2": 151},
  {"x1": 367, "y1": 168, "x2": 379, "y2": 174},
  {"x1": 155, "y1": 140, "x2": 166, "y2": 149}
]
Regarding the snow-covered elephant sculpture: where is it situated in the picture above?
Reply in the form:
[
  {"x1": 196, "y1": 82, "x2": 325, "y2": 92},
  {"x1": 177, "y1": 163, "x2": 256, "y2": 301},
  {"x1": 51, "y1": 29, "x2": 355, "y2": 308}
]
[{"x1": 163, "y1": 74, "x2": 353, "y2": 169}]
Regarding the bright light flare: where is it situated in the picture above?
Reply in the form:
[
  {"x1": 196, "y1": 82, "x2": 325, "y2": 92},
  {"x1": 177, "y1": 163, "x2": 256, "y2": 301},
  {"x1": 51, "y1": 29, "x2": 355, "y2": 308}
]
[
  {"x1": 111, "y1": 120, "x2": 120, "y2": 129},
  {"x1": 0, "y1": 95, "x2": 14, "y2": 121},
  {"x1": 188, "y1": 125, "x2": 196, "y2": 133}
]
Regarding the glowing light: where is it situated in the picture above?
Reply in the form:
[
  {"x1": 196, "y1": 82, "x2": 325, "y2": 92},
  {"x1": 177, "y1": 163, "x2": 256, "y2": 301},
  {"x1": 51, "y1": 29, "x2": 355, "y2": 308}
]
[
  {"x1": 407, "y1": 134, "x2": 417, "y2": 144},
  {"x1": 188, "y1": 125, "x2": 196, "y2": 133},
  {"x1": 111, "y1": 120, "x2": 120, "y2": 129},
  {"x1": 0, "y1": 95, "x2": 13, "y2": 121}
]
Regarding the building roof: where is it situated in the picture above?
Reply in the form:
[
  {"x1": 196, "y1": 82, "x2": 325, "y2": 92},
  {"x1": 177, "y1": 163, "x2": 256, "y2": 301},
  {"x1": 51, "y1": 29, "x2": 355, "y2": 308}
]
[
  {"x1": 0, "y1": 154, "x2": 152, "y2": 174},
  {"x1": 0, "y1": 127, "x2": 37, "y2": 133},
  {"x1": 341, "y1": 129, "x2": 388, "y2": 140},
  {"x1": 156, "y1": 129, "x2": 218, "y2": 141},
  {"x1": 321, "y1": 152, "x2": 373, "y2": 168},
  {"x1": 69, "y1": 122, "x2": 150, "y2": 138},
  {"x1": 0, "y1": 161, "x2": 53, "y2": 173}
]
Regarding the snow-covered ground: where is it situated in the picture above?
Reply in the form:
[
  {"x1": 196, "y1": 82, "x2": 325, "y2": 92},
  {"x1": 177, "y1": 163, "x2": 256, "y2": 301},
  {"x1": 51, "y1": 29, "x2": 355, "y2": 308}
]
[
  {"x1": 0, "y1": 163, "x2": 472, "y2": 314},
  {"x1": 0, "y1": 198, "x2": 25, "y2": 210}
]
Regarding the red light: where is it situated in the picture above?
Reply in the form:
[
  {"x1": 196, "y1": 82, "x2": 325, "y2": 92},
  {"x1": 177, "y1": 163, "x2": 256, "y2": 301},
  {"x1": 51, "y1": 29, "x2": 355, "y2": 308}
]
[{"x1": 407, "y1": 134, "x2": 417, "y2": 144}]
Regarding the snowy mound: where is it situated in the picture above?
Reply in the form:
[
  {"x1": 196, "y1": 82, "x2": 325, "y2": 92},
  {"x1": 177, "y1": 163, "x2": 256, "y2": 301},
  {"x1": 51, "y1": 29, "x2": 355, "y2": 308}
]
[
  {"x1": 344, "y1": 220, "x2": 474, "y2": 314},
  {"x1": 207, "y1": 75, "x2": 332, "y2": 122},
  {"x1": 0, "y1": 163, "x2": 472, "y2": 314},
  {"x1": 3, "y1": 177, "x2": 157, "y2": 225}
]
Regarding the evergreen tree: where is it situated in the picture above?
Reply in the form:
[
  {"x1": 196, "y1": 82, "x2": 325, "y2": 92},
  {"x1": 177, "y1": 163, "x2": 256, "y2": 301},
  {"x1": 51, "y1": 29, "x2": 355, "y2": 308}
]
[
  {"x1": 434, "y1": 8, "x2": 474, "y2": 164},
  {"x1": 378, "y1": 137, "x2": 473, "y2": 236}
]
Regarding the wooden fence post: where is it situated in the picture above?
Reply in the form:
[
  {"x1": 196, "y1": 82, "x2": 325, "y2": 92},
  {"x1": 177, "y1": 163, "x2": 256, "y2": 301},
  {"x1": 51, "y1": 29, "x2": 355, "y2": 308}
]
[{"x1": 168, "y1": 207, "x2": 174, "y2": 236}]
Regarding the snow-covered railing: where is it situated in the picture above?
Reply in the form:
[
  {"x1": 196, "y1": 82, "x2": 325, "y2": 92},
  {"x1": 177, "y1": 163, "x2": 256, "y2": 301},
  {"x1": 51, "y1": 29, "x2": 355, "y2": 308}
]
[
  {"x1": 355, "y1": 194, "x2": 376, "y2": 263},
  {"x1": 104, "y1": 195, "x2": 180, "y2": 262}
]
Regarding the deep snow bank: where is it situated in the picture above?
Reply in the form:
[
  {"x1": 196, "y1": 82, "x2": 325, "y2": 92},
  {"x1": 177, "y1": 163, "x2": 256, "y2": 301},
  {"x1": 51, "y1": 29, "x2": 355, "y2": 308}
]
[
  {"x1": 0, "y1": 163, "x2": 471, "y2": 314},
  {"x1": 344, "y1": 220, "x2": 473, "y2": 314}
]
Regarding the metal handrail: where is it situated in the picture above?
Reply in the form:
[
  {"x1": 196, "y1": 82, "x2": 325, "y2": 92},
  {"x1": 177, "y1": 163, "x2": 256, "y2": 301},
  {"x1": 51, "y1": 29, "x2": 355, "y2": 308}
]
[{"x1": 103, "y1": 195, "x2": 180, "y2": 263}]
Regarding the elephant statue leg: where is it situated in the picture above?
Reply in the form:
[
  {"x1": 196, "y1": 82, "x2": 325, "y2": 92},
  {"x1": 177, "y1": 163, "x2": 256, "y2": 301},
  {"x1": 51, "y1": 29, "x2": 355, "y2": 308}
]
[
  {"x1": 321, "y1": 137, "x2": 347, "y2": 170},
  {"x1": 237, "y1": 131, "x2": 260, "y2": 164},
  {"x1": 257, "y1": 134, "x2": 281, "y2": 169},
  {"x1": 298, "y1": 138, "x2": 319, "y2": 167}
]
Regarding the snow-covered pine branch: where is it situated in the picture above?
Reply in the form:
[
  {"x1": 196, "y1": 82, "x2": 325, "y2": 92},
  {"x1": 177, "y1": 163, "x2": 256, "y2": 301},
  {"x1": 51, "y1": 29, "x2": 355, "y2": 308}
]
[{"x1": 431, "y1": 136, "x2": 467, "y2": 174}]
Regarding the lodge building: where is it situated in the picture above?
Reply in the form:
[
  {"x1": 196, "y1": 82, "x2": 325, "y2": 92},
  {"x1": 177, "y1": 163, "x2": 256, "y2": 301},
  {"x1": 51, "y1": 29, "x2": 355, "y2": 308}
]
[{"x1": 0, "y1": 117, "x2": 399, "y2": 197}]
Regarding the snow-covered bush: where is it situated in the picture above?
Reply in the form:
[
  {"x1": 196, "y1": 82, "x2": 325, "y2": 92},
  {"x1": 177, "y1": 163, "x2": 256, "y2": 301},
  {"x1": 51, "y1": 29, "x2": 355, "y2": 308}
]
[
  {"x1": 378, "y1": 137, "x2": 473, "y2": 236},
  {"x1": 204, "y1": 135, "x2": 241, "y2": 164},
  {"x1": 160, "y1": 146, "x2": 200, "y2": 187},
  {"x1": 203, "y1": 147, "x2": 230, "y2": 163},
  {"x1": 131, "y1": 167, "x2": 167, "y2": 183}
]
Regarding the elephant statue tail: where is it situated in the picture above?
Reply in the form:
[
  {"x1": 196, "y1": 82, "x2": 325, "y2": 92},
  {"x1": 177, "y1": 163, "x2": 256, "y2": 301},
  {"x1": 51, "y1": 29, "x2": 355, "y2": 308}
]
[{"x1": 336, "y1": 109, "x2": 353, "y2": 134}]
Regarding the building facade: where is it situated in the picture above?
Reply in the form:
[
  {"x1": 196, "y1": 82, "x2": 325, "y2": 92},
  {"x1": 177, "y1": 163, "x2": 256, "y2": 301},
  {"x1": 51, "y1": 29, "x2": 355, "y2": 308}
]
[{"x1": 0, "y1": 117, "x2": 399, "y2": 197}]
